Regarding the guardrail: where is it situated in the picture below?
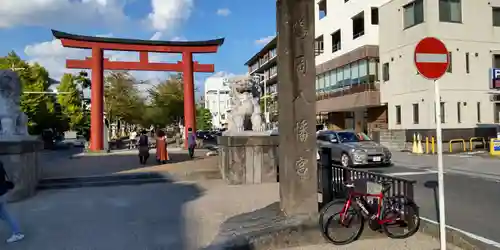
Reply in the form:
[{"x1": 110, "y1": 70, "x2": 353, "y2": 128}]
[
  {"x1": 469, "y1": 137, "x2": 486, "y2": 151},
  {"x1": 449, "y1": 139, "x2": 466, "y2": 153},
  {"x1": 318, "y1": 147, "x2": 416, "y2": 209}
]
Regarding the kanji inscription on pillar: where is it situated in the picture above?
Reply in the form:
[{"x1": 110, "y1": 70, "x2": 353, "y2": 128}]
[
  {"x1": 296, "y1": 119, "x2": 309, "y2": 143},
  {"x1": 295, "y1": 157, "x2": 309, "y2": 178},
  {"x1": 293, "y1": 18, "x2": 308, "y2": 38},
  {"x1": 295, "y1": 56, "x2": 307, "y2": 76}
]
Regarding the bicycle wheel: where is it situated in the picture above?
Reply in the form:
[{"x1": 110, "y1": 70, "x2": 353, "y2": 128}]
[
  {"x1": 323, "y1": 204, "x2": 364, "y2": 245},
  {"x1": 381, "y1": 195, "x2": 420, "y2": 239},
  {"x1": 319, "y1": 199, "x2": 347, "y2": 233}
]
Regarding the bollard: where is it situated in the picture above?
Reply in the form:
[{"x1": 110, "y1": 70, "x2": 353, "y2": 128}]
[
  {"x1": 431, "y1": 137, "x2": 435, "y2": 154},
  {"x1": 469, "y1": 137, "x2": 486, "y2": 151},
  {"x1": 425, "y1": 137, "x2": 429, "y2": 154},
  {"x1": 449, "y1": 139, "x2": 466, "y2": 153},
  {"x1": 318, "y1": 147, "x2": 334, "y2": 210},
  {"x1": 416, "y1": 133, "x2": 423, "y2": 154},
  {"x1": 412, "y1": 133, "x2": 417, "y2": 153}
]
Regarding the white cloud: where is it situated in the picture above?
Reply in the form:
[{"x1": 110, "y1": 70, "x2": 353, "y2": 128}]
[
  {"x1": 212, "y1": 71, "x2": 236, "y2": 78},
  {"x1": 255, "y1": 36, "x2": 275, "y2": 46},
  {"x1": 150, "y1": 31, "x2": 163, "y2": 41},
  {"x1": 216, "y1": 8, "x2": 231, "y2": 17},
  {"x1": 0, "y1": 0, "x2": 129, "y2": 29},
  {"x1": 147, "y1": 0, "x2": 193, "y2": 32},
  {"x1": 171, "y1": 36, "x2": 187, "y2": 41}
]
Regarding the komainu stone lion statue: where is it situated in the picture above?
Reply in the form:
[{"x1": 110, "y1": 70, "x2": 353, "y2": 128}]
[
  {"x1": 0, "y1": 70, "x2": 30, "y2": 137},
  {"x1": 225, "y1": 75, "x2": 264, "y2": 133}
]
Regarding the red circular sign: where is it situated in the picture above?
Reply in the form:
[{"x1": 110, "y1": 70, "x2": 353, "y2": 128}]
[{"x1": 414, "y1": 37, "x2": 449, "y2": 80}]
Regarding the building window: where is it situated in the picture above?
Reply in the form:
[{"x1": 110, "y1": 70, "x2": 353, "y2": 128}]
[
  {"x1": 382, "y1": 63, "x2": 390, "y2": 81},
  {"x1": 465, "y1": 52, "x2": 470, "y2": 73},
  {"x1": 434, "y1": 102, "x2": 446, "y2": 123},
  {"x1": 494, "y1": 54, "x2": 500, "y2": 68},
  {"x1": 439, "y1": 0, "x2": 462, "y2": 23},
  {"x1": 440, "y1": 102, "x2": 446, "y2": 123},
  {"x1": 403, "y1": 0, "x2": 424, "y2": 29},
  {"x1": 318, "y1": 0, "x2": 327, "y2": 19},
  {"x1": 331, "y1": 30, "x2": 341, "y2": 52},
  {"x1": 395, "y1": 105, "x2": 402, "y2": 125},
  {"x1": 477, "y1": 102, "x2": 481, "y2": 123},
  {"x1": 493, "y1": 7, "x2": 500, "y2": 27},
  {"x1": 371, "y1": 7, "x2": 379, "y2": 25},
  {"x1": 413, "y1": 103, "x2": 419, "y2": 124},
  {"x1": 315, "y1": 35, "x2": 324, "y2": 56},
  {"x1": 447, "y1": 52, "x2": 452, "y2": 73},
  {"x1": 457, "y1": 102, "x2": 462, "y2": 123},
  {"x1": 352, "y1": 11, "x2": 365, "y2": 39}
]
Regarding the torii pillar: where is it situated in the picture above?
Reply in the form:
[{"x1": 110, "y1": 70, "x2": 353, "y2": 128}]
[{"x1": 52, "y1": 30, "x2": 224, "y2": 151}]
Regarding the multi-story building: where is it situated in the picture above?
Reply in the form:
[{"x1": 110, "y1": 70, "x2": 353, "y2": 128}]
[
  {"x1": 379, "y1": 0, "x2": 500, "y2": 138},
  {"x1": 314, "y1": 0, "x2": 389, "y2": 135},
  {"x1": 204, "y1": 76, "x2": 231, "y2": 129},
  {"x1": 244, "y1": 36, "x2": 278, "y2": 126}
]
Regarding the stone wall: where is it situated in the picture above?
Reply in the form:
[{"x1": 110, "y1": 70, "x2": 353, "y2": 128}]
[
  {"x1": 0, "y1": 139, "x2": 43, "y2": 202},
  {"x1": 372, "y1": 130, "x2": 407, "y2": 151},
  {"x1": 218, "y1": 135, "x2": 279, "y2": 185}
]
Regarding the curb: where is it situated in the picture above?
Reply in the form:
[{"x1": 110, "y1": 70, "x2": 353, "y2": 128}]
[
  {"x1": 37, "y1": 170, "x2": 222, "y2": 190},
  {"x1": 419, "y1": 218, "x2": 499, "y2": 250}
]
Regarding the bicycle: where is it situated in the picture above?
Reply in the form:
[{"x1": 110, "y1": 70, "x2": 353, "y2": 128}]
[{"x1": 319, "y1": 179, "x2": 420, "y2": 245}]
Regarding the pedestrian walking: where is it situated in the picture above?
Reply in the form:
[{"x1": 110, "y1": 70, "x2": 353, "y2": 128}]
[
  {"x1": 187, "y1": 127, "x2": 197, "y2": 159},
  {"x1": 156, "y1": 130, "x2": 169, "y2": 164},
  {"x1": 137, "y1": 130, "x2": 150, "y2": 165},
  {"x1": 0, "y1": 162, "x2": 24, "y2": 243}
]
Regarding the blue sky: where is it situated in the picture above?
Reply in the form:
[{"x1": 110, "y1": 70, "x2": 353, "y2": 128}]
[{"x1": 0, "y1": 0, "x2": 276, "y2": 93}]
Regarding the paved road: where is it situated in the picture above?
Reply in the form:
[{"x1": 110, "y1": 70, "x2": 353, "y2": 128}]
[{"x1": 360, "y1": 160, "x2": 500, "y2": 247}]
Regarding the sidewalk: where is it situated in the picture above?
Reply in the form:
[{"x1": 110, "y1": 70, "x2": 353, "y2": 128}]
[
  {"x1": 1, "y1": 179, "x2": 465, "y2": 249},
  {"x1": 391, "y1": 151, "x2": 500, "y2": 180},
  {"x1": 41, "y1": 149, "x2": 212, "y2": 179},
  {"x1": 284, "y1": 233, "x2": 462, "y2": 249}
]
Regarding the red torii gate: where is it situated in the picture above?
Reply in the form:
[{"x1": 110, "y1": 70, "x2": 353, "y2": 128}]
[{"x1": 52, "y1": 30, "x2": 224, "y2": 152}]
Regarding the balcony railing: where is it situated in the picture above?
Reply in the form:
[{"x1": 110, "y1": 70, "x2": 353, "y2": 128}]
[
  {"x1": 353, "y1": 30, "x2": 365, "y2": 39},
  {"x1": 316, "y1": 81, "x2": 379, "y2": 101}
]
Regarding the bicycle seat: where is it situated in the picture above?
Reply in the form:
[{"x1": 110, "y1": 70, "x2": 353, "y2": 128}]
[{"x1": 344, "y1": 182, "x2": 355, "y2": 188}]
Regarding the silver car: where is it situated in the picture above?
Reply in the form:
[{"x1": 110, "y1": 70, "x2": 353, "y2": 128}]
[{"x1": 317, "y1": 130, "x2": 392, "y2": 167}]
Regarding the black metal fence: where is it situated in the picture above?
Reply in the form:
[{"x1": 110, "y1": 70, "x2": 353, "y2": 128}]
[{"x1": 318, "y1": 147, "x2": 416, "y2": 209}]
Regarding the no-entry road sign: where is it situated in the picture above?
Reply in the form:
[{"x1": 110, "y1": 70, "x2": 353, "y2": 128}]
[{"x1": 414, "y1": 37, "x2": 449, "y2": 80}]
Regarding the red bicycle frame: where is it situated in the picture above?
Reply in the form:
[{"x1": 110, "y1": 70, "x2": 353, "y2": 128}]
[{"x1": 339, "y1": 187, "x2": 394, "y2": 225}]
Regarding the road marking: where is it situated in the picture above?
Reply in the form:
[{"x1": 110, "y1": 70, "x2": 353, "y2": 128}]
[
  {"x1": 420, "y1": 217, "x2": 500, "y2": 249},
  {"x1": 415, "y1": 53, "x2": 448, "y2": 63},
  {"x1": 387, "y1": 170, "x2": 438, "y2": 176}
]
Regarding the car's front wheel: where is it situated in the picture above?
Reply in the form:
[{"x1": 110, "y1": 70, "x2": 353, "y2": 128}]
[{"x1": 340, "y1": 153, "x2": 352, "y2": 167}]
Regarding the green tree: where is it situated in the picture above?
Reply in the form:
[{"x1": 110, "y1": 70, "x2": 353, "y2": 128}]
[
  {"x1": 57, "y1": 73, "x2": 84, "y2": 131},
  {"x1": 196, "y1": 105, "x2": 213, "y2": 130},
  {"x1": 0, "y1": 51, "x2": 64, "y2": 134},
  {"x1": 104, "y1": 72, "x2": 145, "y2": 125},
  {"x1": 148, "y1": 73, "x2": 185, "y2": 127}
]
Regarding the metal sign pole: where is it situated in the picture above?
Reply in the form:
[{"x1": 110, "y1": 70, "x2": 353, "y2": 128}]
[{"x1": 434, "y1": 79, "x2": 447, "y2": 250}]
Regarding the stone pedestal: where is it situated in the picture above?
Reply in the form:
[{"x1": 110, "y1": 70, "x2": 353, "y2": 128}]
[
  {"x1": 218, "y1": 135, "x2": 279, "y2": 185},
  {"x1": 0, "y1": 139, "x2": 43, "y2": 202}
]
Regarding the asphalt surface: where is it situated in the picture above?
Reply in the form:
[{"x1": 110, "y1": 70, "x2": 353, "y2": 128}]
[{"x1": 362, "y1": 164, "x2": 500, "y2": 244}]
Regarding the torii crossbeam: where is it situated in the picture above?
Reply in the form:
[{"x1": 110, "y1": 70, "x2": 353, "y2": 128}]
[{"x1": 52, "y1": 30, "x2": 224, "y2": 152}]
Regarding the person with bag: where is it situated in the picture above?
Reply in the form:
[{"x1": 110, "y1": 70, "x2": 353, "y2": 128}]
[
  {"x1": 187, "y1": 127, "x2": 197, "y2": 159},
  {"x1": 0, "y1": 162, "x2": 24, "y2": 243},
  {"x1": 137, "y1": 130, "x2": 150, "y2": 165}
]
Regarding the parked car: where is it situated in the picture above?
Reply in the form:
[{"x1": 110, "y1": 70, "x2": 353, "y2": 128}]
[{"x1": 317, "y1": 130, "x2": 392, "y2": 167}]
